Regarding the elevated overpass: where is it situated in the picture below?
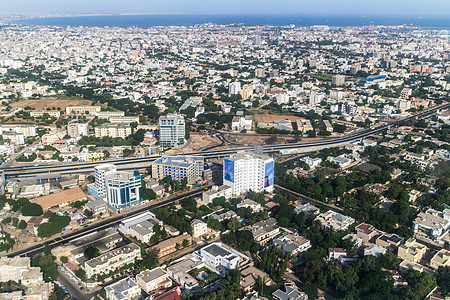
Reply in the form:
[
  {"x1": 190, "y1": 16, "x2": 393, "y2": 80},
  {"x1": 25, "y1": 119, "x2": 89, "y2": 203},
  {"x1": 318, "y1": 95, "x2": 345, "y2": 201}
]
[{"x1": 1, "y1": 102, "x2": 448, "y2": 179}]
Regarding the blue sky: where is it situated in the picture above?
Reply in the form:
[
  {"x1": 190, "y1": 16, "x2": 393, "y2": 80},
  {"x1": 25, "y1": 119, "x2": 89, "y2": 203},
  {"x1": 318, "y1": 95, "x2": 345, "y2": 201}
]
[{"x1": 4, "y1": 0, "x2": 449, "y2": 15}]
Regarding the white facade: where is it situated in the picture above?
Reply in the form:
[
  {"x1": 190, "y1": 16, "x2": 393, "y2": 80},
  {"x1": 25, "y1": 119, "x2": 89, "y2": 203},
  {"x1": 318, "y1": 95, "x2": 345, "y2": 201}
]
[
  {"x1": 67, "y1": 123, "x2": 89, "y2": 137},
  {"x1": 105, "y1": 277, "x2": 140, "y2": 300},
  {"x1": 191, "y1": 219, "x2": 208, "y2": 238},
  {"x1": 197, "y1": 243, "x2": 247, "y2": 275},
  {"x1": 95, "y1": 124, "x2": 132, "y2": 138},
  {"x1": 159, "y1": 114, "x2": 185, "y2": 148},
  {"x1": 94, "y1": 164, "x2": 117, "y2": 198},
  {"x1": 136, "y1": 267, "x2": 171, "y2": 293},
  {"x1": 223, "y1": 152, "x2": 274, "y2": 195},
  {"x1": 202, "y1": 185, "x2": 232, "y2": 203},
  {"x1": 105, "y1": 171, "x2": 142, "y2": 210},
  {"x1": 0, "y1": 124, "x2": 36, "y2": 137},
  {"x1": 309, "y1": 92, "x2": 325, "y2": 106},
  {"x1": 229, "y1": 82, "x2": 241, "y2": 95}
]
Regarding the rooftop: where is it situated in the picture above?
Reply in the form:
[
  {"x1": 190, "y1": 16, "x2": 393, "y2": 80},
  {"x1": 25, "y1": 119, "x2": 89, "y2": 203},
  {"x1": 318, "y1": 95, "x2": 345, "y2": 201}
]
[{"x1": 35, "y1": 187, "x2": 86, "y2": 210}]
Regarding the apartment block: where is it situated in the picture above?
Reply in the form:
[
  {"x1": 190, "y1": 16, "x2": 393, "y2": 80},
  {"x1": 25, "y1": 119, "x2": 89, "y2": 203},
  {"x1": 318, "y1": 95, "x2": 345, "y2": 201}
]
[
  {"x1": 94, "y1": 123, "x2": 132, "y2": 138},
  {"x1": 202, "y1": 185, "x2": 232, "y2": 203},
  {"x1": 151, "y1": 155, "x2": 204, "y2": 184},
  {"x1": 66, "y1": 106, "x2": 101, "y2": 115},
  {"x1": 84, "y1": 243, "x2": 141, "y2": 278}
]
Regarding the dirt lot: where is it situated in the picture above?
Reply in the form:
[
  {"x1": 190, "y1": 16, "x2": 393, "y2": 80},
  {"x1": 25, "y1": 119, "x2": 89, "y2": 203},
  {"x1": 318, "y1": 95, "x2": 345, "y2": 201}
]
[
  {"x1": 9, "y1": 98, "x2": 92, "y2": 110},
  {"x1": 166, "y1": 134, "x2": 221, "y2": 154},
  {"x1": 253, "y1": 113, "x2": 306, "y2": 123}
]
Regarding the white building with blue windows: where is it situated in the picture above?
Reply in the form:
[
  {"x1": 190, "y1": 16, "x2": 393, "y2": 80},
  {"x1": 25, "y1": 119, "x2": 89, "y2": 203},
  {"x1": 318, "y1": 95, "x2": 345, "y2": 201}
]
[
  {"x1": 88, "y1": 164, "x2": 143, "y2": 211},
  {"x1": 151, "y1": 156, "x2": 204, "y2": 184}
]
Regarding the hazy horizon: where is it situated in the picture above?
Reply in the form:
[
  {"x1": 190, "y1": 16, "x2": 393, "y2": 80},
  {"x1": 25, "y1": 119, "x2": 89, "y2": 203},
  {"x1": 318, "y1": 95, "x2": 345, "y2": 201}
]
[{"x1": 3, "y1": 0, "x2": 450, "y2": 16}]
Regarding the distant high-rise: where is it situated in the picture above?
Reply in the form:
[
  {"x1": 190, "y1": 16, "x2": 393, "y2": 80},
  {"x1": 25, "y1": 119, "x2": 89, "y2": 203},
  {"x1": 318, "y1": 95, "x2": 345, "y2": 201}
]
[
  {"x1": 254, "y1": 35, "x2": 262, "y2": 46},
  {"x1": 158, "y1": 114, "x2": 185, "y2": 148},
  {"x1": 223, "y1": 151, "x2": 274, "y2": 195},
  {"x1": 309, "y1": 92, "x2": 325, "y2": 106},
  {"x1": 255, "y1": 68, "x2": 265, "y2": 78},
  {"x1": 332, "y1": 75, "x2": 346, "y2": 86},
  {"x1": 229, "y1": 82, "x2": 241, "y2": 95}
]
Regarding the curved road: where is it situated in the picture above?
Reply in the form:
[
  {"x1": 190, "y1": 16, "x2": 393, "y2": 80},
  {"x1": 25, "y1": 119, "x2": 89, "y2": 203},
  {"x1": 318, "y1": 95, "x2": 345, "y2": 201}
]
[{"x1": 1, "y1": 102, "x2": 448, "y2": 179}]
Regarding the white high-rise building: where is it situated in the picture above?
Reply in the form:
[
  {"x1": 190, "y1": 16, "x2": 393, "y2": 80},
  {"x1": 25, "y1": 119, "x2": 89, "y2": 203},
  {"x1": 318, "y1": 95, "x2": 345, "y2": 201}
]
[
  {"x1": 105, "y1": 170, "x2": 142, "y2": 210},
  {"x1": 332, "y1": 75, "x2": 346, "y2": 86},
  {"x1": 309, "y1": 92, "x2": 325, "y2": 106},
  {"x1": 88, "y1": 164, "x2": 143, "y2": 210},
  {"x1": 223, "y1": 152, "x2": 274, "y2": 195},
  {"x1": 67, "y1": 123, "x2": 89, "y2": 137},
  {"x1": 158, "y1": 114, "x2": 186, "y2": 148},
  {"x1": 229, "y1": 82, "x2": 241, "y2": 95},
  {"x1": 93, "y1": 164, "x2": 116, "y2": 198}
]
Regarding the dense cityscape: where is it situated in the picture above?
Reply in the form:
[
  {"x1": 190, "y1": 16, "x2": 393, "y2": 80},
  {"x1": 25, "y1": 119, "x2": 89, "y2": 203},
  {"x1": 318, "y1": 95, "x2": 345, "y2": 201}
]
[{"x1": 0, "y1": 19, "x2": 448, "y2": 300}]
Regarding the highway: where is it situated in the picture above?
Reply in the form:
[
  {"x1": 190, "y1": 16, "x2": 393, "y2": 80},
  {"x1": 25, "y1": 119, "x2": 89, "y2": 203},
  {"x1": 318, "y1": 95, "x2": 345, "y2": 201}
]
[
  {"x1": 6, "y1": 188, "x2": 205, "y2": 258},
  {"x1": 1, "y1": 102, "x2": 448, "y2": 179}
]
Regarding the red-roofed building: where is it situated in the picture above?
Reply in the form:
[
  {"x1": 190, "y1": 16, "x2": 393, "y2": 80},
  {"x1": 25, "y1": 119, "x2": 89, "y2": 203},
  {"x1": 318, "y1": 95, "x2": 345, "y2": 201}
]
[
  {"x1": 150, "y1": 286, "x2": 183, "y2": 300},
  {"x1": 355, "y1": 223, "x2": 377, "y2": 244},
  {"x1": 264, "y1": 201, "x2": 279, "y2": 210}
]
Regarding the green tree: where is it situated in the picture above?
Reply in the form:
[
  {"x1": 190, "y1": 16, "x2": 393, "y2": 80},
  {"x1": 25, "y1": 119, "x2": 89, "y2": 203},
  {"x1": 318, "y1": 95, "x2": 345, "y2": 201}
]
[
  {"x1": 17, "y1": 220, "x2": 27, "y2": 230},
  {"x1": 84, "y1": 246, "x2": 100, "y2": 260},
  {"x1": 227, "y1": 218, "x2": 241, "y2": 232},
  {"x1": 21, "y1": 203, "x2": 43, "y2": 216},
  {"x1": 60, "y1": 256, "x2": 68, "y2": 264}
]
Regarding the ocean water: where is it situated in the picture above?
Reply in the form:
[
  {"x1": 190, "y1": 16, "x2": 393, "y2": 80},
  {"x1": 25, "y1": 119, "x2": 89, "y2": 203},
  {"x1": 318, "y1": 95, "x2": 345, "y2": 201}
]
[{"x1": 8, "y1": 14, "x2": 450, "y2": 29}]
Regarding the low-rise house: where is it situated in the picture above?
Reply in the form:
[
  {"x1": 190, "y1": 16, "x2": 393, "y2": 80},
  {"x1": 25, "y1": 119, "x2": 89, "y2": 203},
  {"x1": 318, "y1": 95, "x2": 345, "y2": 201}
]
[
  {"x1": 413, "y1": 208, "x2": 450, "y2": 242},
  {"x1": 240, "y1": 266, "x2": 273, "y2": 292},
  {"x1": 129, "y1": 218, "x2": 163, "y2": 244},
  {"x1": 236, "y1": 198, "x2": 263, "y2": 212},
  {"x1": 273, "y1": 234, "x2": 311, "y2": 255},
  {"x1": 375, "y1": 233, "x2": 404, "y2": 252},
  {"x1": 294, "y1": 203, "x2": 320, "y2": 216},
  {"x1": 85, "y1": 199, "x2": 108, "y2": 216},
  {"x1": 315, "y1": 210, "x2": 355, "y2": 231},
  {"x1": 397, "y1": 238, "x2": 428, "y2": 263},
  {"x1": 196, "y1": 242, "x2": 249, "y2": 276},
  {"x1": 244, "y1": 218, "x2": 280, "y2": 245},
  {"x1": 272, "y1": 281, "x2": 308, "y2": 300},
  {"x1": 355, "y1": 223, "x2": 378, "y2": 244},
  {"x1": 105, "y1": 277, "x2": 140, "y2": 300},
  {"x1": 209, "y1": 210, "x2": 238, "y2": 222},
  {"x1": 136, "y1": 267, "x2": 172, "y2": 293},
  {"x1": 202, "y1": 185, "x2": 232, "y2": 203},
  {"x1": 327, "y1": 155, "x2": 353, "y2": 168},
  {"x1": 150, "y1": 234, "x2": 192, "y2": 258},
  {"x1": 300, "y1": 156, "x2": 322, "y2": 169},
  {"x1": 364, "y1": 244, "x2": 387, "y2": 257},
  {"x1": 166, "y1": 255, "x2": 202, "y2": 290},
  {"x1": 399, "y1": 260, "x2": 434, "y2": 276},
  {"x1": 429, "y1": 249, "x2": 450, "y2": 270}
]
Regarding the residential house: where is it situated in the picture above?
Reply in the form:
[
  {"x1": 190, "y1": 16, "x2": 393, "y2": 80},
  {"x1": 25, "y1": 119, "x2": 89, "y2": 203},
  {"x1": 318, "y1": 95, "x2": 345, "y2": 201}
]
[
  {"x1": 105, "y1": 277, "x2": 140, "y2": 300},
  {"x1": 429, "y1": 249, "x2": 450, "y2": 270},
  {"x1": 236, "y1": 199, "x2": 263, "y2": 212},
  {"x1": 136, "y1": 267, "x2": 172, "y2": 293},
  {"x1": 244, "y1": 218, "x2": 280, "y2": 245},
  {"x1": 397, "y1": 239, "x2": 428, "y2": 263}
]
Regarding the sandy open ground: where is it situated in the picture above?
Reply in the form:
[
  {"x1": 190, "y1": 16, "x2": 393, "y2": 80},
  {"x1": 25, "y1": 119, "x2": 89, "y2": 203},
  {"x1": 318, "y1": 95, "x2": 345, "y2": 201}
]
[
  {"x1": 166, "y1": 134, "x2": 221, "y2": 154},
  {"x1": 9, "y1": 99, "x2": 92, "y2": 110},
  {"x1": 253, "y1": 113, "x2": 306, "y2": 123}
]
